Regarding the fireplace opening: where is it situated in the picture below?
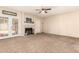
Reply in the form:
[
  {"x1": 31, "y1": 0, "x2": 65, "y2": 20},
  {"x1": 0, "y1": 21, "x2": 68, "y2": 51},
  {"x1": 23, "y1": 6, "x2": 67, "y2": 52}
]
[{"x1": 25, "y1": 28, "x2": 34, "y2": 35}]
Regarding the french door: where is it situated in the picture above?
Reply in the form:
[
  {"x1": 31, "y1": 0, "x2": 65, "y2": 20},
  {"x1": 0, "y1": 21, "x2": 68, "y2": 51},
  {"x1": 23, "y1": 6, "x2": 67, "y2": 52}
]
[{"x1": 0, "y1": 16, "x2": 18, "y2": 39}]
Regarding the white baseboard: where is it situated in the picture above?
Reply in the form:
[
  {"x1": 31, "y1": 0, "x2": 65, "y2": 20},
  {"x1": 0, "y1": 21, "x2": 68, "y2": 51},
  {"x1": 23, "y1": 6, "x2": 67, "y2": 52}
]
[{"x1": 43, "y1": 32, "x2": 79, "y2": 39}]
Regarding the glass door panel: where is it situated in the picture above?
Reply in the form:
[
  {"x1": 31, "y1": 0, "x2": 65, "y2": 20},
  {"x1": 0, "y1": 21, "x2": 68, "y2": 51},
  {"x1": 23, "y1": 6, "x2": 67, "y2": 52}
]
[
  {"x1": 0, "y1": 17, "x2": 9, "y2": 37},
  {"x1": 12, "y1": 18, "x2": 18, "y2": 35}
]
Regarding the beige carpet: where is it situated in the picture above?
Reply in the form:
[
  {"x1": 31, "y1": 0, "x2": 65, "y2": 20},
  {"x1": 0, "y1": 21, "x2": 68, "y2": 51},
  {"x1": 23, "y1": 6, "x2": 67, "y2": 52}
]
[{"x1": 0, "y1": 33, "x2": 79, "y2": 53}]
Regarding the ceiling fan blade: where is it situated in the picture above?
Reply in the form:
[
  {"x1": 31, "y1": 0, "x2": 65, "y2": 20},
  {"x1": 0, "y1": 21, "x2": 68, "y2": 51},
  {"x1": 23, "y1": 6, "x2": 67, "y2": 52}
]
[
  {"x1": 46, "y1": 8, "x2": 51, "y2": 10},
  {"x1": 45, "y1": 11, "x2": 47, "y2": 13},
  {"x1": 42, "y1": 8, "x2": 45, "y2": 10}
]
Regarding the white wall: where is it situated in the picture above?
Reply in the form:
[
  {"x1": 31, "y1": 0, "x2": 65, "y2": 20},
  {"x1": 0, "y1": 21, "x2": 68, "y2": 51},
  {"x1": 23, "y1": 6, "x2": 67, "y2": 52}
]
[{"x1": 43, "y1": 11, "x2": 79, "y2": 38}]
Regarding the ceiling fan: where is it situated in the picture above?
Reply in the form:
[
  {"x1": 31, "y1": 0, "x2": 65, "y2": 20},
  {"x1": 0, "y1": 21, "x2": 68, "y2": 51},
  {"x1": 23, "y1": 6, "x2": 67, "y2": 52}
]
[{"x1": 36, "y1": 8, "x2": 52, "y2": 14}]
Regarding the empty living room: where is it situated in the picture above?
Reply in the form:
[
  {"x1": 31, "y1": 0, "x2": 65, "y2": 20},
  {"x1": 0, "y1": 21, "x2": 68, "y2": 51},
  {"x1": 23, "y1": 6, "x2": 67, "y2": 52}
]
[{"x1": 0, "y1": 6, "x2": 79, "y2": 53}]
